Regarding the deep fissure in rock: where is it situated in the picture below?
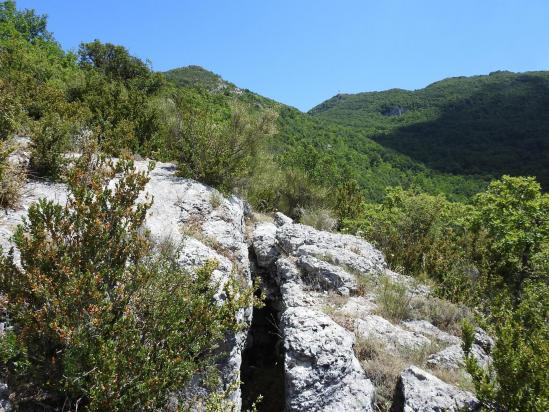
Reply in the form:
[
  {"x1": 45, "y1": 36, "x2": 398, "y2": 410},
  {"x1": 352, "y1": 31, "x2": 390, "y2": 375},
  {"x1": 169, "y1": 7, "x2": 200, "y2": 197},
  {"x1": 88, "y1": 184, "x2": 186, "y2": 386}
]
[{"x1": 241, "y1": 248, "x2": 285, "y2": 412}]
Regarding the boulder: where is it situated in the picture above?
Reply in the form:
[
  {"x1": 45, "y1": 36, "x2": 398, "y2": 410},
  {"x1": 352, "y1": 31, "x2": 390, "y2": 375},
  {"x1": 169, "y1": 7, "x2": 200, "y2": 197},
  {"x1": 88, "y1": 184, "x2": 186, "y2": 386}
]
[
  {"x1": 402, "y1": 320, "x2": 460, "y2": 345},
  {"x1": 355, "y1": 315, "x2": 431, "y2": 353},
  {"x1": 275, "y1": 216, "x2": 386, "y2": 277},
  {"x1": 252, "y1": 222, "x2": 279, "y2": 268},
  {"x1": 282, "y1": 306, "x2": 375, "y2": 411},
  {"x1": 427, "y1": 343, "x2": 491, "y2": 371},
  {"x1": 427, "y1": 324, "x2": 493, "y2": 372},
  {"x1": 392, "y1": 366, "x2": 480, "y2": 411}
]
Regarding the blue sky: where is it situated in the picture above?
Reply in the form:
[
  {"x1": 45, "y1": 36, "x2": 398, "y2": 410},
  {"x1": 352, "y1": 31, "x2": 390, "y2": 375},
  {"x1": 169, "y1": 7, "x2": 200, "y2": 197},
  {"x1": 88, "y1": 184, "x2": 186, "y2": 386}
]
[{"x1": 17, "y1": 0, "x2": 549, "y2": 111}]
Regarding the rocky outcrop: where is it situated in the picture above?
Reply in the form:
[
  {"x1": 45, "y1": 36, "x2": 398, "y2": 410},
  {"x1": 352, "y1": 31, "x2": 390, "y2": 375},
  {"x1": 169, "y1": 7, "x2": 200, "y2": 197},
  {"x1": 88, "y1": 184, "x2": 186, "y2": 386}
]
[
  {"x1": 392, "y1": 366, "x2": 480, "y2": 412},
  {"x1": 252, "y1": 217, "x2": 381, "y2": 410},
  {"x1": 0, "y1": 161, "x2": 252, "y2": 410},
  {"x1": 2, "y1": 159, "x2": 492, "y2": 411},
  {"x1": 251, "y1": 214, "x2": 487, "y2": 412},
  {"x1": 355, "y1": 315, "x2": 431, "y2": 353}
]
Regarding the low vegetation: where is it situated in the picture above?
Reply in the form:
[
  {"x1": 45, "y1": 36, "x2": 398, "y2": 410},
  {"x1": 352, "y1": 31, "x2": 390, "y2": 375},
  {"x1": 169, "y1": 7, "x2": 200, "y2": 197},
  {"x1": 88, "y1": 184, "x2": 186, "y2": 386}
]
[{"x1": 0, "y1": 152, "x2": 254, "y2": 410}]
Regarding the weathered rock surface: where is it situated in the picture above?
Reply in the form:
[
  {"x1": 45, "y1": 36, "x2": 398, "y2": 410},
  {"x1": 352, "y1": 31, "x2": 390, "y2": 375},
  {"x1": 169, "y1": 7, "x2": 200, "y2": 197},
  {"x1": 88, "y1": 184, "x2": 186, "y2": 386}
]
[
  {"x1": 0, "y1": 383, "x2": 12, "y2": 412},
  {"x1": 427, "y1": 328, "x2": 493, "y2": 371},
  {"x1": 251, "y1": 213, "x2": 485, "y2": 412},
  {"x1": 355, "y1": 315, "x2": 432, "y2": 353},
  {"x1": 402, "y1": 320, "x2": 461, "y2": 345},
  {"x1": 252, "y1": 218, "x2": 379, "y2": 410},
  {"x1": 282, "y1": 307, "x2": 375, "y2": 412},
  {"x1": 393, "y1": 366, "x2": 480, "y2": 412},
  {"x1": 251, "y1": 222, "x2": 278, "y2": 268},
  {"x1": 275, "y1": 219, "x2": 387, "y2": 279}
]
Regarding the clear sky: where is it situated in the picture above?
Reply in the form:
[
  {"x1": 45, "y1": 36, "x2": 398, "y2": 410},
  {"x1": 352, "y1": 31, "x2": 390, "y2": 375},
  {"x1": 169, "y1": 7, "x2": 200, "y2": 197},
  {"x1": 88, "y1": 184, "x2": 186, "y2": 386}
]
[{"x1": 16, "y1": 0, "x2": 549, "y2": 111}]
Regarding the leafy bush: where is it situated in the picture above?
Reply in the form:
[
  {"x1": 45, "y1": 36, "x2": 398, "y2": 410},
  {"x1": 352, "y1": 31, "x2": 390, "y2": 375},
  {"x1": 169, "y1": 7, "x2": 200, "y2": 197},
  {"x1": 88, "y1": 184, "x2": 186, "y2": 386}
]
[
  {"x1": 333, "y1": 180, "x2": 365, "y2": 221},
  {"x1": 0, "y1": 139, "x2": 25, "y2": 208},
  {"x1": 465, "y1": 282, "x2": 549, "y2": 411},
  {"x1": 0, "y1": 151, "x2": 253, "y2": 410},
  {"x1": 344, "y1": 187, "x2": 475, "y2": 302},
  {"x1": 471, "y1": 175, "x2": 549, "y2": 292},
  {"x1": 165, "y1": 90, "x2": 277, "y2": 192},
  {"x1": 28, "y1": 111, "x2": 74, "y2": 180},
  {"x1": 0, "y1": 79, "x2": 22, "y2": 139}
]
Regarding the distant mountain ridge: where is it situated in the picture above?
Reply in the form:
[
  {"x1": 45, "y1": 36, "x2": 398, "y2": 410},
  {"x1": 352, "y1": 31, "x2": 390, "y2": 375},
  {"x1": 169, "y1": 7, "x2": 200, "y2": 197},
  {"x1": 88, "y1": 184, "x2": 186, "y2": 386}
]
[
  {"x1": 164, "y1": 65, "x2": 240, "y2": 93},
  {"x1": 309, "y1": 71, "x2": 549, "y2": 188}
]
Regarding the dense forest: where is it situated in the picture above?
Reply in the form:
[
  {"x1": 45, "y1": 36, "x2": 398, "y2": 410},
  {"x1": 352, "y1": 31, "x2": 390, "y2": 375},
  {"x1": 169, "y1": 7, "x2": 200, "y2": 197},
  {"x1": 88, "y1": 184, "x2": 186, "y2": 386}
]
[
  {"x1": 310, "y1": 72, "x2": 549, "y2": 188},
  {"x1": 0, "y1": 1, "x2": 547, "y2": 411}
]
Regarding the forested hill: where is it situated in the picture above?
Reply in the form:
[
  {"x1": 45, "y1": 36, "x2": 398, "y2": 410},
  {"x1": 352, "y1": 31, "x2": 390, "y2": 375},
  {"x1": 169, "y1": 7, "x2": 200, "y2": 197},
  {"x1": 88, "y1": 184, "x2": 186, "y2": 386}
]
[
  {"x1": 164, "y1": 66, "x2": 489, "y2": 203},
  {"x1": 309, "y1": 71, "x2": 549, "y2": 188}
]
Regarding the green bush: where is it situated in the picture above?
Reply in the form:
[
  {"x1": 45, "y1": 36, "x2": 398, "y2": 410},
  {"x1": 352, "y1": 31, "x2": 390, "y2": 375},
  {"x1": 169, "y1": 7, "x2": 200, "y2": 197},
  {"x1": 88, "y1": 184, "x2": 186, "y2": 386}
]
[
  {"x1": 343, "y1": 187, "x2": 475, "y2": 302},
  {"x1": 0, "y1": 79, "x2": 23, "y2": 139},
  {"x1": 471, "y1": 175, "x2": 549, "y2": 292},
  {"x1": 0, "y1": 139, "x2": 25, "y2": 208},
  {"x1": 465, "y1": 282, "x2": 549, "y2": 411},
  {"x1": 0, "y1": 151, "x2": 253, "y2": 410},
  {"x1": 29, "y1": 111, "x2": 73, "y2": 180},
  {"x1": 165, "y1": 90, "x2": 277, "y2": 192}
]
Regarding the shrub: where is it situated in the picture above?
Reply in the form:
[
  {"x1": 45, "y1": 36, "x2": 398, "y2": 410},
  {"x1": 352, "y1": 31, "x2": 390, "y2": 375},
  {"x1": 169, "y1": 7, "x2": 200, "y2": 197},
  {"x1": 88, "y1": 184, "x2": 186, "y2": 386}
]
[
  {"x1": 0, "y1": 139, "x2": 25, "y2": 208},
  {"x1": 0, "y1": 79, "x2": 23, "y2": 140},
  {"x1": 299, "y1": 207, "x2": 338, "y2": 232},
  {"x1": 333, "y1": 179, "x2": 365, "y2": 221},
  {"x1": 344, "y1": 187, "x2": 477, "y2": 303},
  {"x1": 471, "y1": 175, "x2": 549, "y2": 292},
  {"x1": 465, "y1": 282, "x2": 549, "y2": 411},
  {"x1": 0, "y1": 151, "x2": 253, "y2": 410},
  {"x1": 375, "y1": 276, "x2": 412, "y2": 323},
  {"x1": 166, "y1": 90, "x2": 277, "y2": 192},
  {"x1": 26, "y1": 81, "x2": 91, "y2": 180}
]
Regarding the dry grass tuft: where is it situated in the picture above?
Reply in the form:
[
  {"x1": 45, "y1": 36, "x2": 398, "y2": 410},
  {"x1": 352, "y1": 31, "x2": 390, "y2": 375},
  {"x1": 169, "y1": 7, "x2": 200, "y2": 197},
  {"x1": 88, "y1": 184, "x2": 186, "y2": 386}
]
[
  {"x1": 356, "y1": 336, "x2": 448, "y2": 411},
  {"x1": 374, "y1": 276, "x2": 413, "y2": 323},
  {"x1": 299, "y1": 207, "x2": 338, "y2": 232},
  {"x1": 409, "y1": 294, "x2": 470, "y2": 336}
]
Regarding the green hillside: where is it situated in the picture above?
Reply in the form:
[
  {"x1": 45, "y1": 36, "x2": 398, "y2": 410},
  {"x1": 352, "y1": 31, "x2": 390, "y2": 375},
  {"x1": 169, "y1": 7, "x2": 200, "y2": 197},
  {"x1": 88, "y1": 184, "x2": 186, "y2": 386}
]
[
  {"x1": 163, "y1": 67, "x2": 488, "y2": 203},
  {"x1": 310, "y1": 71, "x2": 549, "y2": 188},
  {"x1": 164, "y1": 65, "x2": 236, "y2": 91}
]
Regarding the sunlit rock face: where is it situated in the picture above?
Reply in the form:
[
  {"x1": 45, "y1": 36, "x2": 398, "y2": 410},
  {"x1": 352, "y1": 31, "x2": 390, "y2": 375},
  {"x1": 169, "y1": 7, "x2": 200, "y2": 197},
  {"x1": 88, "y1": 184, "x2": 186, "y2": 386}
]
[{"x1": 251, "y1": 213, "x2": 489, "y2": 412}]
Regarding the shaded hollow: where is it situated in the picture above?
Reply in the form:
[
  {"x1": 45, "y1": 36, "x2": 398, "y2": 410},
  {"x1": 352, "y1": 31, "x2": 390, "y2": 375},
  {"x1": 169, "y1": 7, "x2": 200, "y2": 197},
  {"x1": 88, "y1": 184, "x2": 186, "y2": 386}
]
[{"x1": 240, "y1": 248, "x2": 285, "y2": 412}]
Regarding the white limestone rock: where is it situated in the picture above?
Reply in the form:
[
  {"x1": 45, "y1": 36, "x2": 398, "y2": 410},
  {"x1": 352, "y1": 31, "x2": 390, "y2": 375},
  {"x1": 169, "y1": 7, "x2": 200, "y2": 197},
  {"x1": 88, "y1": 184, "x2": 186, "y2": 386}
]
[
  {"x1": 355, "y1": 315, "x2": 431, "y2": 353},
  {"x1": 402, "y1": 320, "x2": 461, "y2": 345},
  {"x1": 427, "y1": 328, "x2": 493, "y2": 371},
  {"x1": 252, "y1": 222, "x2": 279, "y2": 268},
  {"x1": 275, "y1": 217, "x2": 386, "y2": 278},
  {"x1": 282, "y1": 306, "x2": 375, "y2": 412},
  {"x1": 296, "y1": 254, "x2": 357, "y2": 294},
  {"x1": 393, "y1": 366, "x2": 480, "y2": 412}
]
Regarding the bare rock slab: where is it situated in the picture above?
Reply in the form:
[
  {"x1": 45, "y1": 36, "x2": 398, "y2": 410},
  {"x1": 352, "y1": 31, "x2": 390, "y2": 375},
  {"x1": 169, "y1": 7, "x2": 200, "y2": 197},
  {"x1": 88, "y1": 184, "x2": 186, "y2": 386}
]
[
  {"x1": 282, "y1": 306, "x2": 375, "y2": 412},
  {"x1": 392, "y1": 366, "x2": 480, "y2": 412}
]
